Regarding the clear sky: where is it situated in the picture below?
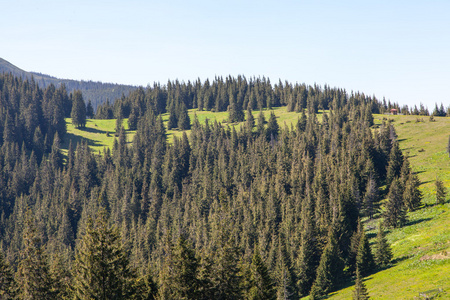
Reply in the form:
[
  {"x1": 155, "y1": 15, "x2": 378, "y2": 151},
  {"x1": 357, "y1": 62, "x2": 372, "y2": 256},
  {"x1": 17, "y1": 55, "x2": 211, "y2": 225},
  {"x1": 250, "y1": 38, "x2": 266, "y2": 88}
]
[{"x1": 2, "y1": 0, "x2": 449, "y2": 109}]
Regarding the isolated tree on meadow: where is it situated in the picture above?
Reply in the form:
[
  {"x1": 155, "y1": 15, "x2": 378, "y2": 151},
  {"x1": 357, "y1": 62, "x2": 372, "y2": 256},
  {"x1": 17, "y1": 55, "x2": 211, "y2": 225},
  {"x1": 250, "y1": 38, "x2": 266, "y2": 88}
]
[
  {"x1": 71, "y1": 90, "x2": 86, "y2": 128},
  {"x1": 435, "y1": 178, "x2": 447, "y2": 204},
  {"x1": 383, "y1": 178, "x2": 407, "y2": 228}
]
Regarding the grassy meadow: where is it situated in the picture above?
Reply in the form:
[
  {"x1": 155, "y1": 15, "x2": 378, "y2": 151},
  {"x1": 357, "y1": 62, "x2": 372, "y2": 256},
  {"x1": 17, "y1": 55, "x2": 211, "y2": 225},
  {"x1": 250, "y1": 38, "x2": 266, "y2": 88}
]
[{"x1": 64, "y1": 109, "x2": 450, "y2": 299}]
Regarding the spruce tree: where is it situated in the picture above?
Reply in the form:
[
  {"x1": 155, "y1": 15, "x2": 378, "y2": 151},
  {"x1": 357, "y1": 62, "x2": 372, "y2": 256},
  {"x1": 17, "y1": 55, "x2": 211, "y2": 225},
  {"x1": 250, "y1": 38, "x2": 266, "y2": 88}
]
[
  {"x1": 435, "y1": 178, "x2": 447, "y2": 204},
  {"x1": 266, "y1": 111, "x2": 279, "y2": 141},
  {"x1": 374, "y1": 222, "x2": 392, "y2": 269},
  {"x1": 386, "y1": 141, "x2": 403, "y2": 187},
  {"x1": 178, "y1": 102, "x2": 191, "y2": 130},
  {"x1": 356, "y1": 229, "x2": 375, "y2": 276},
  {"x1": 245, "y1": 105, "x2": 255, "y2": 134},
  {"x1": 72, "y1": 209, "x2": 138, "y2": 300},
  {"x1": 0, "y1": 249, "x2": 16, "y2": 299},
  {"x1": 256, "y1": 110, "x2": 265, "y2": 135},
  {"x1": 16, "y1": 215, "x2": 56, "y2": 300},
  {"x1": 403, "y1": 172, "x2": 422, "y2": 211},
  {"x1": 383, "y1": 178, "x2": 407, "y2": 228},
  {"x1": 310, "y1": 226, "x2": 344, "y2": 298},
  {"x1": 352, "y1": 267, "x2": 370, "y2": 300},
  {"x1": 245, "y1": 248, "x2": 276, "y2": 300},
  {"x1": 71, "y1": 90, "x2": 87, "y2": 128},
  {"x1": 86, "y1": 99, "x2": 94, "y2": 119},
  {"x1": 159, "y1": 235, "x2": 200, "y2": 299}
]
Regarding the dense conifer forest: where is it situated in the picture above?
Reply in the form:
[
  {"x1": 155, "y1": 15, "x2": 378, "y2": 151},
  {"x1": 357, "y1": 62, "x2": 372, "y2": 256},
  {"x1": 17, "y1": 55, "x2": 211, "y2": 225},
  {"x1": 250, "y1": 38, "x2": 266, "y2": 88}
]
[{"x1": 0, "y1": 73, "x2": 424, "y2": 299}]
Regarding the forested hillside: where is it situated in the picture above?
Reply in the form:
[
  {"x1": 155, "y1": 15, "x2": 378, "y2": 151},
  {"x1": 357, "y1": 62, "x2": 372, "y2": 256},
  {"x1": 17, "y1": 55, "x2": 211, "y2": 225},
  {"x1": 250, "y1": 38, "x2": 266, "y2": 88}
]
[{"x1": 0, "y1": 73, "x2": 425, "y2": 299}]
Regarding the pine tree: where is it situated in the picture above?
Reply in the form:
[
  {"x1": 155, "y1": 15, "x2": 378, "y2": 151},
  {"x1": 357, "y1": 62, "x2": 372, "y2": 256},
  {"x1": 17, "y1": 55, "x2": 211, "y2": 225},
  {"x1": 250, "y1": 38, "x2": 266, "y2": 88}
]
[
  {"x1": 71, "y1": 90, "x2": 87, "y2": 128},
  {"x1": 356, "y1": 228, "x2": 375, "y2": 276},
  {"x1": 383, "y1": 178, "x2": 407, "y2": 228},
  {"x1": 435, "y1": 178, "x2": 447, "y2": 204},
  {"x1": 297, "y1": 195, "x2": 319, "y2": 297},
  {"x1": 0, "y1": 249, "x2": 16, "y2": 299},
  {"x1": 72, "y1": 209, "x2": 138, "y2": 300},
  {"x1": 178, "y1": 102, "x2": 191, "y2": 130},
  {"x1": 363, "y1": 175, "x2": 378, "y2": 219},
  {"x1": 245, "y1": 248, "x2": 276, "y2": 300},
  {"x1": 159, "y1": 235, "x2": 200, "y2": 299},
  {"x1": 374, "y1": 222, "x2": 392, "y2": 269},
  {"x1": 352, "y1": 267, "x2": 370, "y2": 300},
  {"x1": 386, "y1": 141, "x2": 403, "y2": 187},
  {"x1": 266, "y1": 111, "x2": 279, "y2": 141},
  {"x1": 86, "y1": 99, "x2": 94, "y2": 119},
  {"x1": 209, "y1": 239, "x2": 242, "y2": 299},
  {"x1": 245, "y1": 105, "x2": 255, "y2": 134},
  {"x1": 310, "y1": 226, "x2": 344, "y2": 297},
  {"x1": 256, "y1": 110, "x2": 266, "y2": 135},
  {"x1": 16, "y1": 214, "x2": 56, "y2": 300},
  {"x1": 403, "y1": 172, "x2": 422, "y2": 211}
]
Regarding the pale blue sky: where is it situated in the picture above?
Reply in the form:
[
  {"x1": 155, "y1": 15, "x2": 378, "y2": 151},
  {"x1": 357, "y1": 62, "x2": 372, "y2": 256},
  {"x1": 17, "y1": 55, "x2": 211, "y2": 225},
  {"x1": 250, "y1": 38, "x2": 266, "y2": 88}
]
[{"x1": 2, "y1": 0, "x2": 449, "y2": 108}]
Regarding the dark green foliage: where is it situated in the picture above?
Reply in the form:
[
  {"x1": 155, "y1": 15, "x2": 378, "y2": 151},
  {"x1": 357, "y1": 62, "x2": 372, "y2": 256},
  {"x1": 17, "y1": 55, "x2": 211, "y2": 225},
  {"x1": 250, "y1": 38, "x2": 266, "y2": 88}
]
[
  {"x1": 72, "y1": 209, "x2": 139, "y2": 300},
  {"x1": 352, "y1": 267, "x2": 370, "y2": 300},
  {"x1": 86, "y1": 99, "x2": 94, "y2": 118},
  {"x1": 356, "y1": 228, "x2": 375, "y2": 276},
  {"x1": 245, "y1": 106, "x2": 255, "y2": 134},
  {"x1": 383, "y1": 178, "x2": 407, "y2": 228},
  {"x1": 310, "y1": 227, "x2": 344, "y2": 298},
  {"x1": 245, "y1": 249, "x2": 276, "y2": 300},
  {"x1": 71, "y1": 90, "x2": 87, "y2": 128},
  {"x1": 363, "y1": 175, "x2": 378, "y2": 219},
  {"x1": 159, "y1": 235, "x2": 200, "y2": 299},
  {"x1": 0, "y1": 249, "x2": 16, "y2": 299},
  {"x1": 435, "y1": 178, "x2": 447, "y2": 204},
  {"x1": 178, "y1": 102, "x2": 191, "y2": 130},
  {"x1": 266, "y1": 111, "x2": 279, "y2": 141},
  {"x1": 403, "y1": 172, "x2": 422, "y2": 211},
  {"x1": 374, "y1": 222, "x2": 392, "y2": 269},
  {"x1": 386, "y1": 140, "x2": 403, "y2": 187},
  {"x1": 16, "y1": 215, "x2": 56, "y2": 300}
]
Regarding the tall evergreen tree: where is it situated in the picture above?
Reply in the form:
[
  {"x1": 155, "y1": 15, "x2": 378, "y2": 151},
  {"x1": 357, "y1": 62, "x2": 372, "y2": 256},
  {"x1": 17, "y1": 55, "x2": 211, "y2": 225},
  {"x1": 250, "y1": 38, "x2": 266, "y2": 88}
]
[
  {"x1": 374, "y1": 222, "x2": 392, "y2": 269},
  {"x1": 352, "y1": 267, "x2": 370, "y2": 300},
  {"x1": 355, "y1": 228, "x2": 375, "y2": 276},
  {"x1": 159, "y1": 235, "x2": 200, "y2": 300},
  {"x1": 72, "y1": 209, "x2": 139, "y2": 300},
  {"x1": 403, "y1": 172, "x2": 422, "y2": 211},
  {"x1": 178, "y1": 102, "x2": 191, "y2": 130},
  {"x1": 245, "y1": 248, "x2": 276, "y2": 300},
  {"x1": 435, "y1": 178, "x2": 447, "y2": 204},
  {"x1": 71, "y1": 90, "x2": 87, "y2": 128},
  {"x1": 310, "y1": 226, "x2": 344, "y2": 298},
  {"x1": 0, "y1": 249, "x2": 16, "y2": 299},
  {"x1": 86, "y1": 99, "x2": 94, "y2": 119},
  {"x1": 16, "y1": 214, "x2": 56, "y2": 300},
  {"x1": 383, "y1": 178, "x2": 407, "y2": 228}
]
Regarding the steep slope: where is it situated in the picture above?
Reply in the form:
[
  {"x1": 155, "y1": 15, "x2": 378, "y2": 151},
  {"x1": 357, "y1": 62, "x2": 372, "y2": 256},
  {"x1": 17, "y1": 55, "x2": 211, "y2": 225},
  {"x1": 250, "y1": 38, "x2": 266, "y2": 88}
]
[{"x1": 0, "y1": 57, "x2": 137, "y2": 109}]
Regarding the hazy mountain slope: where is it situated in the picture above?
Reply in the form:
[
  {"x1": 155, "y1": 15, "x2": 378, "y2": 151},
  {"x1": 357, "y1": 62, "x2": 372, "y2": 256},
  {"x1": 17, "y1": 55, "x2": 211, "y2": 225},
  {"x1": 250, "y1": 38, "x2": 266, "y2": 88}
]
[{"x1": 0, "y1": 57, "x2": 137, "y2": 109}]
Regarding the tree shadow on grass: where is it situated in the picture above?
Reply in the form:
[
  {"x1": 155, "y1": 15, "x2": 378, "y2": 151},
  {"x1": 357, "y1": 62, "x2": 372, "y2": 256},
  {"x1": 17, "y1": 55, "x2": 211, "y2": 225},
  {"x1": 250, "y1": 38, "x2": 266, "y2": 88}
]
[
  {"x1": 78, "y1": 126, "x2": 108, "y2": 135},
  {"x1": 405, "y1": 217, "x2": 432, "y2": 227}
]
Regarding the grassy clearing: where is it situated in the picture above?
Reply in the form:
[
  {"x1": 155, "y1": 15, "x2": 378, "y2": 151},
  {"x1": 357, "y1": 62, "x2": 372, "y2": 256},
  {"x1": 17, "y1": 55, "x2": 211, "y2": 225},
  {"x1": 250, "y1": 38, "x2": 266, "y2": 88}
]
[{"x1": 62, "y1": 118, "x2": 135, "y2": 154}]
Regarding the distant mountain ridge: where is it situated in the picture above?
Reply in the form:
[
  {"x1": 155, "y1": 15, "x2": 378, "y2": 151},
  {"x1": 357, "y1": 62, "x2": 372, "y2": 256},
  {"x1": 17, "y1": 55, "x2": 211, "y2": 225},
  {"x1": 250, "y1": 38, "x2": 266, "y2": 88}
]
[{"x1": 0, "y1": 57, "x2": 137, "y2": 109}]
